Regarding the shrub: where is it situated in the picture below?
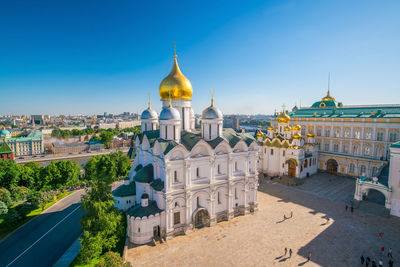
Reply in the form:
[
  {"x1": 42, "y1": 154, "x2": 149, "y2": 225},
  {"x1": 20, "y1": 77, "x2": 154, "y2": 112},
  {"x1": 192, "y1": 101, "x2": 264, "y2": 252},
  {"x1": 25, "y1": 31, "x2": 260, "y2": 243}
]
[
  {"x1": 96, "y1": 251, "x2": 131, "y2": 267},
  {"x1": 0, "y1": 188, "x2": 12, "y2": 207},
  {"x1": 0, "y1": 201, "x2": 8, "y2": 215}
]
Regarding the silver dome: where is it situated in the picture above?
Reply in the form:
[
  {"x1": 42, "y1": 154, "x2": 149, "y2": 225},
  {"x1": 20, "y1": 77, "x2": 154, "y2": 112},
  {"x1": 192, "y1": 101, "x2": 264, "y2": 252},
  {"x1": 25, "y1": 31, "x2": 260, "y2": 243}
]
[
  {"x1": 202, "y1": 106, "x2": 223, "y2": 119},
  {"x1": 160, "y1": 106, "x2": 181, "y2": 120},
  {"x1": 141, "y1": 108, "x2": 158, "y2": 120}
]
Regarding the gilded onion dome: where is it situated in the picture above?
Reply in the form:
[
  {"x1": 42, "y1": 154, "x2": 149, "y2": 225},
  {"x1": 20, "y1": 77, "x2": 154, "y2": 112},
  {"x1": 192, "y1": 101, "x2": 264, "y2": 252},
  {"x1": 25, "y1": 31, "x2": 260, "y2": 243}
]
[
  {"x1": 268, "y1": 126, "x2": 274, "y2": 131},
  {"x1": 159, "y1": 53, "x2": 193, "y2": 101},
  {"x1": 276, "y1": 108, "x2": 290, "y2": 123},
  {"x1": 306, "y1": 132, "x2": 315, "y2": 137},
  {"x1": 284, "y1": 126, "x2": 291, "y2": 131},
  {"x1": 293, "y1": 124, "x2": 301, "y2": 131},
  {"x1": 321, "y1": 89, "x2": 336, "y2": 102},
  {"x1": 292, "y1": 133, "x2": 301, "y2": 139},
  {"x1": 256, "y1": 126, "x2": 264, "y2": 138}
]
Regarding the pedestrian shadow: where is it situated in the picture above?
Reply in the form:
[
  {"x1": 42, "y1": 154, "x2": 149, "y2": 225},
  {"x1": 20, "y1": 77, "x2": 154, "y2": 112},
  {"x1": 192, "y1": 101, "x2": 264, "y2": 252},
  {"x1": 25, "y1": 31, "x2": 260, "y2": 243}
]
[
  {"x1": 298, "y1": 259, "x2": 309, "y2": 266},
  {"x1": 276, "y1": 218, "x2": 286, "y2": 224},
  {"x1": 279, "y1": 257, "x2": 290, "y2": 262},
  {"x1": 274, "y1": 255, "x2": 283, "y2": 260}
]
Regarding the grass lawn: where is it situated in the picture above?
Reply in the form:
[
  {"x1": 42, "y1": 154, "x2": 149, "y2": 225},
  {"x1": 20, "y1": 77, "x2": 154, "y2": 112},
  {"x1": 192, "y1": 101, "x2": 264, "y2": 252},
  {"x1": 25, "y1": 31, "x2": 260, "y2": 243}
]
[{"x1": 0, "y1": 191, "x2": 74, "y2": 240}]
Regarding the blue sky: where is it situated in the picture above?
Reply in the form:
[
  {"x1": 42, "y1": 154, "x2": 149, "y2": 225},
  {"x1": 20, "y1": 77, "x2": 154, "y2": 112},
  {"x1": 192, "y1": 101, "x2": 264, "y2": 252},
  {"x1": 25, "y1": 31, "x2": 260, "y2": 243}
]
[{"x1": 0, "y1": 0, "x2": 399, "y2": 115}]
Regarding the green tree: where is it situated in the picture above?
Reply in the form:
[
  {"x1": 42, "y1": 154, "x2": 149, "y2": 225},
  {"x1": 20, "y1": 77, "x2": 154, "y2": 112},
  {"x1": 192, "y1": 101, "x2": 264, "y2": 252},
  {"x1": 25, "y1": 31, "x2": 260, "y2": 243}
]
[
  {"x1": 0, "y1": 160, "x2": 22, "y2": 190},
  {"x1": 56, "y1": 160, "x2": 81, "y2": 188},
  {"x1": 100, "y1": 131, "x2": 114, "y2": 149},
  {"x1": 110, "y1": 151, "x2": 131, "y2": 179},
  {"x1": 24, "y1": 162, "x2": 42, "y2": 190},
  {"x1": 84, "y1": 155, "x2": 101, "y2": 181},
  {"x1": 0, "y1": 201, "x2": 8, "y2": 215},
  {"x1": 11, "y1": 186, "x2": 29, "y2": 201},
  {"x1": 0, "y1": 188, "x2": 12, "y2": 207},
  {"x1": 96, "y1": 251, "x2": 132, "y2": 267},
  {"x1": 78, "y1": 231, "x2": 104, "y2": 264}
]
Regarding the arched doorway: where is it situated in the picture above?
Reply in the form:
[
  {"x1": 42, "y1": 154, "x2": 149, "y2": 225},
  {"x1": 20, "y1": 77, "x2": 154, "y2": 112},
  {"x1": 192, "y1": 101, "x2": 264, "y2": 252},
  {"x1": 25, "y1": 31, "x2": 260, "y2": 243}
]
[
  {"x1": 363, "y1": 189, "x2": 386, "y2": 206},
  {"x1": 286, "y1": 159, "x2": 297, "y2": 177},
  {"x1": 326, "y1": 159, "x2": 338, "y2": 174},
  {"x1": 193, "y1": 209, "x2": 210, "y2": 229}
]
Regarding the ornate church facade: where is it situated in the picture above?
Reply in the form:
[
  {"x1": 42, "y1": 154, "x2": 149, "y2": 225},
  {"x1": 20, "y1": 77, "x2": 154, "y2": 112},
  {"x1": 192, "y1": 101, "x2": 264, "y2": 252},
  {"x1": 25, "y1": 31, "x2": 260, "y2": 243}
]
[{"x1": 113, "y1": 51, "x2": 259, "y2": 245}]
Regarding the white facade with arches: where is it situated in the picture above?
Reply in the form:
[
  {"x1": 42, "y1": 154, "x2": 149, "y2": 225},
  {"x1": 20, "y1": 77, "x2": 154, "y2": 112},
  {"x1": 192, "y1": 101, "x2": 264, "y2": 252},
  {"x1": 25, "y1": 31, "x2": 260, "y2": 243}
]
[{"x1": 114, "y1": 50, "x2": 259, "y2": 245}]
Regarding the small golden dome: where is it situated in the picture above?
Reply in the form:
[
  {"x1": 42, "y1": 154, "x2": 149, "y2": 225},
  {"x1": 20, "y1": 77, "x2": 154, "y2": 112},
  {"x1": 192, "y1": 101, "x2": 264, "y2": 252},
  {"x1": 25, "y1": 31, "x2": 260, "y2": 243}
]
[
  {"x1": 321, "y1": 90, "x2": 335, "y2": 102},
  {"x1": 159, "y1": 55, "x2": 193, "y2": 101},
  {"x1": 284, "y1": 126, "x2": 291, "y2": 131},
  {"x1": 307, "y1": 133, "x2": 315, "y2": 137},
  {"x1": 256, "y1": 131, "x2": 264, "y2": 138},
  {"x1": 277, "y1": 109, "x2": 290, "y2": 123},
  {"x1": 293, "y1": 133, "x2": 301, "y2": 139},
  {"x1": 293, "y1": 124, "x2": 301, "y2": 131},
  {"x1": 268, "y1": 126, "x2": 274, "y2": 131}
]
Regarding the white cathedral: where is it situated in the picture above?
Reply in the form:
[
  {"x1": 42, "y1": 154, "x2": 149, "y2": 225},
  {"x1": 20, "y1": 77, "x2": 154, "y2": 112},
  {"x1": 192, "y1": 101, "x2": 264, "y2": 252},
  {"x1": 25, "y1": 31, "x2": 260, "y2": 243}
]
[{"x1": 112, "y1": 51, "x2": 259, "y2": 245}]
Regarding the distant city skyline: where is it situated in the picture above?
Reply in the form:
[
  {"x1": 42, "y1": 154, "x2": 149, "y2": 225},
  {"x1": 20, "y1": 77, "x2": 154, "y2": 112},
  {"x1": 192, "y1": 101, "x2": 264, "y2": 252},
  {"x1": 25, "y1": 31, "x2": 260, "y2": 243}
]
[{"x1": 1, "y1": 0, "x2": 399, "y2": 115}]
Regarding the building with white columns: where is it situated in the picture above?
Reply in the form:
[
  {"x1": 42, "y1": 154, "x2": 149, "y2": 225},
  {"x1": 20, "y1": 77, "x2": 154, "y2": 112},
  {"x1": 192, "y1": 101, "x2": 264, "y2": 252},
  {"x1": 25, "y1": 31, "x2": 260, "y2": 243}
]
[{"x1": 113, "y1": 51, "x2": 259, "y2": 245}]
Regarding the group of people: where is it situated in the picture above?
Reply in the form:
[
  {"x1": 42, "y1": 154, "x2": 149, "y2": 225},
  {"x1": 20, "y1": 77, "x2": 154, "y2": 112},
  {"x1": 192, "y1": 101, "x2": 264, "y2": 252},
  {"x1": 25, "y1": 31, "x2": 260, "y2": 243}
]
[
  {"x1": 360, "y1": 233, "x2": 394, "y2": 267},
  {"x1": 345, "y1": 204, "x2": 354, "y2": 213}
]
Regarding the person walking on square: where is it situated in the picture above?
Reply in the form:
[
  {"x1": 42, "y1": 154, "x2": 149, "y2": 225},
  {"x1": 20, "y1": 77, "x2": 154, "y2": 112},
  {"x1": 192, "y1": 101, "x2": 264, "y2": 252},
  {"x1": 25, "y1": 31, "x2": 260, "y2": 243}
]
[
  {"x1": 388, "y1": 247, "x2": 392, "y2": 258},
  {"x1": 345, "y1": 204, "x2": 348, "y2": 211},
  {"x1": 351, "y1": 206, "x2": 354, "y2": 213},
  {"x1": 378, "y1": 232, "x2": 382, "y2": 239},
  {"x1": 289, "y1": 249, "x2": 292, "y2": 258},
  {"x1": 366, "y1": 256, "x2": 371, "y2": 267},
  {"x1": 371, "y1": 260, "x2": 377, "y2": 267},
  {"x1": 388, "y1": 259, "x2": 394, "y2": 267},
  {"x1": 307, "y1": 252, "x2": 311, "y2": 262},
  {"x1": 381, "y1": 247, "x2": 385, "y2": 256},
  {"x1": 378, "y1": 259, "x2": 383, "y2": 267},
  {"x1": 360, "y1": 255, "x2": 365, "y2": 265},
  {"x1": 284, "y1": 247, "x2": 287, "y2": 256}
]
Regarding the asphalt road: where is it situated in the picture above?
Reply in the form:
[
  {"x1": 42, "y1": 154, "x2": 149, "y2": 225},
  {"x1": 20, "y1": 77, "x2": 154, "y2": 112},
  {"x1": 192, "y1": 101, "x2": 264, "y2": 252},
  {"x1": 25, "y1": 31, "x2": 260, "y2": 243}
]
[{"x1": 0, "y1": 190, "x2": 85, "y2": 267}]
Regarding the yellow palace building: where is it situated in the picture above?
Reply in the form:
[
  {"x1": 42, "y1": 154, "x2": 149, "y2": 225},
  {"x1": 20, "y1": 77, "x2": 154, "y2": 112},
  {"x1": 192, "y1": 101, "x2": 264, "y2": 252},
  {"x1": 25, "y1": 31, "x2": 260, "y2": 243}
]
[{"x1": 273, "y1": 90, "x2": 400, "y2": 177}]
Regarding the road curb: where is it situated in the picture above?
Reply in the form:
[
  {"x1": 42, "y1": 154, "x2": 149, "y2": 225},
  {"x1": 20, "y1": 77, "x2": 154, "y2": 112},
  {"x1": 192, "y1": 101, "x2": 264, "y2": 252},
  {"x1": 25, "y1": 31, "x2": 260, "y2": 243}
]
[{"x1": 0, "y1": 189, "x2": 83, "y2": 243}]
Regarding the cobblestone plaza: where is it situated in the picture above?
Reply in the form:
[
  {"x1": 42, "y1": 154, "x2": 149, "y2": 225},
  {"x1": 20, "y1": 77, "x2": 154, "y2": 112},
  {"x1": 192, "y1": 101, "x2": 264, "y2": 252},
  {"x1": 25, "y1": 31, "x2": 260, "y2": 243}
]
[{"x1": 126, "y1": 174, "x2": 400, "y2": 266}]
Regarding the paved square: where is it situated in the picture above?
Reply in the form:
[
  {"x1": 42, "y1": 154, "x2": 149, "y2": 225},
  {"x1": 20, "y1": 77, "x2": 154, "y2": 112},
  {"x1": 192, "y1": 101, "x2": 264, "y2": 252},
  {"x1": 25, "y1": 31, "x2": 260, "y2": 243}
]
[{"x1": 126, "y1": 177, "x2": 400, "y2": 266}]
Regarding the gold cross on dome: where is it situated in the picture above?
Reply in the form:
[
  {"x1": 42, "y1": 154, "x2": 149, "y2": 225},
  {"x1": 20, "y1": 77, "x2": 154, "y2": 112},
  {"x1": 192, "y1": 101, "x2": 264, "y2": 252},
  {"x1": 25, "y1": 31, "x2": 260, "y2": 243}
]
[{"x1": 211, "y1": 88, "x2": 214, "y2": 106}]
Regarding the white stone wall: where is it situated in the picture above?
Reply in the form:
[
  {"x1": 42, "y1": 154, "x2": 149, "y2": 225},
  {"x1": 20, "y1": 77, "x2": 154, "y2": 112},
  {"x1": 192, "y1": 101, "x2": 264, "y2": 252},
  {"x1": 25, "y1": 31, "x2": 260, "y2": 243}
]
[
  {"x1": 114, "y1": 195, "x2": 136, "y2": 211},
  {"x1": 389, "y1": 146, "x2": 400, "y2": 217}
]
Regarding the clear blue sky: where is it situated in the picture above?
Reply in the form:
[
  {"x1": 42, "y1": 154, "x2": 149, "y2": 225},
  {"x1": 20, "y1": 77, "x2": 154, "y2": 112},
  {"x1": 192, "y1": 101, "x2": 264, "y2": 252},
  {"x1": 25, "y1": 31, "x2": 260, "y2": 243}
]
[{"x1": 1, "y1": 0, "x2": 399, "y2": 115}]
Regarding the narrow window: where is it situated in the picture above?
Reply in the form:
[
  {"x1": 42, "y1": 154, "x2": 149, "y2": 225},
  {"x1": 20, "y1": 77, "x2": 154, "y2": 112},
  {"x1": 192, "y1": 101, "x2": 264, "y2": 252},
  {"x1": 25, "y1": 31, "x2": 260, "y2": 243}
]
[
  {"x1": 197, "y1": 196, "x2": 200, "y2": 207},
  {"x1": 218, "y1": 164, "x2": 221, "y2": 174},
  {"x1": 235, "y1": 162, "x2": 238, "y2": 171},
  {"x1": 174, "y1": 212, "x2": 180, "y2": 225},
  {"x1": 218, "y1": 192, "x2": 221, "y2": 204},
  {"x1": 138, "y1": 228, "x2": 140, "y2": 233},
  {"x1": 235, "y1": 188, "x2": 238, "y2": 199},
  {"x1": 173, "y1": 125, "x2": 176, "y2": 140},
  {"x1": 283, "y1": 151, "x2": 285, "y2": 156},
  {"x1": 165, "y1": 125, "x2": 168, "y2": 138},
  {"x1": 182, "y1": 108, "x2": 185, "y2": 129},
  {"x1": 197, "y1": 167, "x2": 200, "y2": 178},
  {"x1": 174, "y1": 170, "x2": 178, "y2": 182},
  {"x1": 209, "y1": 124, "x2": 212, "y2": 139},
  {"x1": 271, "y1": 149, "x2": 274, "y2": 155}
]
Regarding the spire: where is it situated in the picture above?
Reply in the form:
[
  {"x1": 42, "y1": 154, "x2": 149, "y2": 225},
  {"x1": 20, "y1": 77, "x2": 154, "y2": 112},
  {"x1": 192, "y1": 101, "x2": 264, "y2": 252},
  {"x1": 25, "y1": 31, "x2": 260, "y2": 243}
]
[
  {"x1": 322, "y1": 72, "x2": 336, "y2": 102},
  {"x1": 148, "y1": 93, "x2": 151, "y2": 109},
  {"x1": 327, "y1": 72, "x2": 331, "y2": 97},
  {"x1": 211, "y1": 88, "x2": 214, "y2": 107},
  {"x1": 173, "y1": 42, "x2": 177, "y2": 59}
]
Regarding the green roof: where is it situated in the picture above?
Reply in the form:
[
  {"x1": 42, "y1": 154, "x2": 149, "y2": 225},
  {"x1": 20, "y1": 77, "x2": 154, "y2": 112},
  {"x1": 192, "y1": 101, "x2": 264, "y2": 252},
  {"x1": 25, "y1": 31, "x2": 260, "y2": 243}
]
[
  {"x1": 391, "y1": 141, "x2": 400, "y2": 148},
  {"x1": 150, "y1": 178, "x2": 164, "y2": 191},
  {"x1": 0, "y1": 142, "x2": 13, "y2": 154},
  {"x1": 112, "y1": 182, "x2": 136, "y2": 197},
  {"x1": 133, "y1": 164, "x2": 154, "y2": 183},
  {"x1": 311, "y1": 100, "x2": 340, "y2": 108},
  {"x1": 158, "y1": 139, "x2": 179, "y2": 154},
  {"x1": 127, "y1": 147, "x2": 136, "y2": 160},
  {"x1": 127, "y1": 200, "x2": 163, "y2": 218},
  {"x1": 290, "y1": 105, "x2": 400, "y2": 119},
  {"x1": 134, "y1": 164, "x2": 143, "y2": 172}
]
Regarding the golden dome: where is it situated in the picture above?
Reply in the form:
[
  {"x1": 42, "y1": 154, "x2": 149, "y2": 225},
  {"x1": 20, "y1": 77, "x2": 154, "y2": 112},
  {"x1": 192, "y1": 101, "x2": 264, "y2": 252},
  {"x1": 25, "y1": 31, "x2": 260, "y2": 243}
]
[
  {"x1": 276, "y1": 109, "x2": 290, "y2": 123},
  {"x1": 307, "y1": 133, "x2": 315, "y2": 137},
  {"x1": 293, "y1": 124, "x2": 301, "y2": 131},
  {"x1": 268, "y1": 126, "x2": 274, "y2": 131},
  {"x1": 321, "y1": 90, "x2": 335, "y2": 102},
  {"x1": 293, "y1": 133, "x2": 301, "y2": 139},
  {"x1": 159, "y1": 54, "x2": 193, "y2": 101},
  {"x1": 284, "y1": 126, "x2": 291, "y2": 131}
]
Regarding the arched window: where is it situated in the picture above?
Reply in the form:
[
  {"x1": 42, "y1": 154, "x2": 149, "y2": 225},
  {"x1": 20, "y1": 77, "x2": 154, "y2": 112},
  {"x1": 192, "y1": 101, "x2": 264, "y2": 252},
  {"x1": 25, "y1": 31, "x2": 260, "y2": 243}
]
[
  {"x1": 372, "y1": 166, "x2": 378, "y2": 176},
  {"x1": 271, "y1": 149, "x2": 274, "y2": 155},
  {"x1": 209, "y1": 124, "x2": 212, "y2": 139},
  {"x1": 333, "y1": 143, "x2": 339, "y2": 152},
  {"x1": 377, "y1": 130, "x2": 384, "y2": 141},
  {"x1": 389, "y1": 132, "x2": 398, "y2": 142},
  {"x1": 196, "y1": 167, "x2": 200, "y2": 178},
  {"x1": 360, "y1": 165, "x2": 366, "y2": 176},
  {"x1": 173, "y1": 125, "x2": 176, "y2": 140},
  {"x1": 349, "y1": 163, "x2": 355, "y2": 173},
  {"x1": 283, "y1": 151, "x2": 285, "y2": 156},
  {"x1": 235, "y1": 188, "x2": 238, "y2": 199},
  {"x1": 235, "y1": 162, "x2": 238, "y2": 171},
  {"x1": 174, "y1": 170, "x2": 178, "y2": 182},
  {"x1": 218, "y1": 192, "x2": 221, "y2": 204},
  {"x1": 197, "y1": 196, "x2": 200, "y2": 207},
  {"x1": 304, "y1": 160, "x2": 308, "y2": 168},
  {"x1": 165, "y1": 125, "x2": 168, "y2": 138},
  {"x1": 217, "y1": 164, "x2": 221, "y2": 174}
]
